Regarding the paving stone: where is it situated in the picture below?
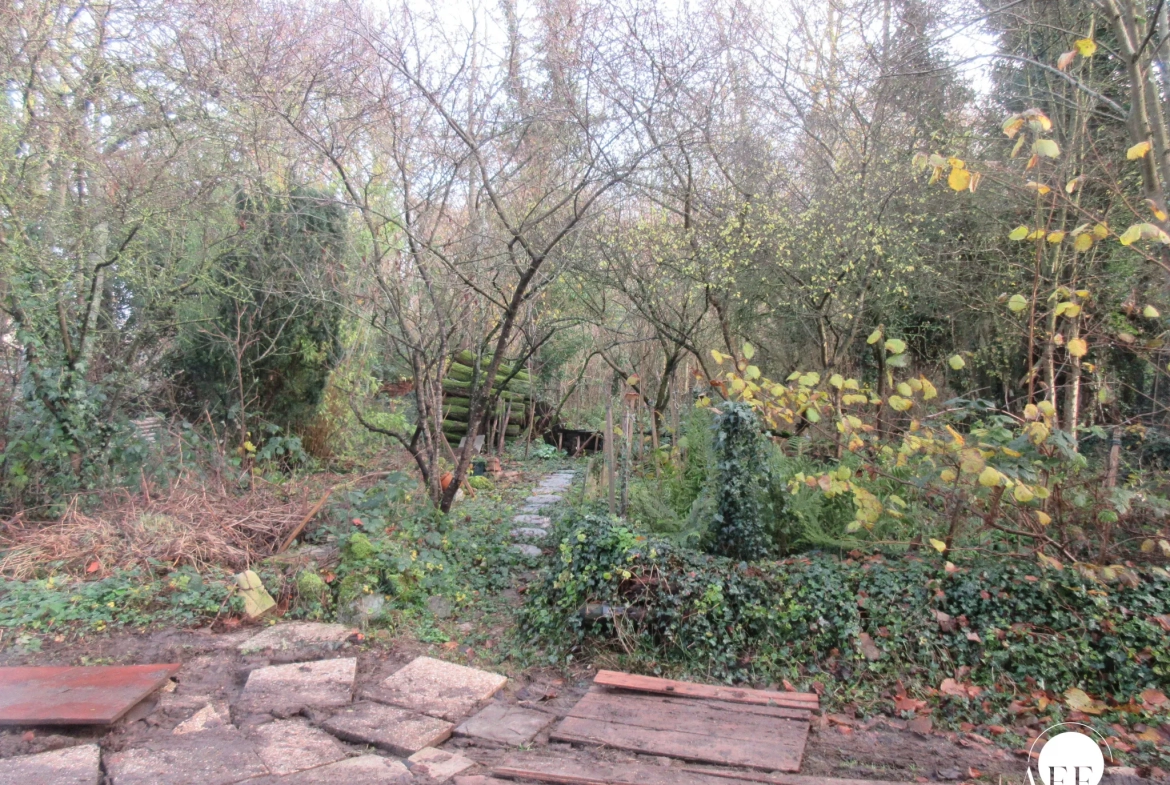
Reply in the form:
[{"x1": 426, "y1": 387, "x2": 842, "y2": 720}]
[
  {"x1": 0, "y1": 743, "x2": 101, "y2": 785},
  {"x1": 366, "y1": 656, "x2": 507, "y2": 721},
  {"x1": 407, "y1": 747, "x2": 476, "y2": 781},
  {"x1": 511, "y1": 514, "x2": 550, "y2": 526},
  {"x1": 322, "y1": 701, "x2": 454, "y2": 756},
  {"x1": 510, "y1": 527, "x2": 548, "y2": 539},
  {"x1": 173, "y1": 701, "x2": 231, "y2": 734},
  {"x1": 454, "y1": 703, "x2": 555, "y2": 746},
  {"x1": 239, "y1": 623, "x2": 357, "y2": 654},
  {"x1": 106, "y1": 728, "x2": 268, "y2": 785},
  {"x1": 248, "y1": 718, "x2": 348, "y2": 775},
  {"x1": 511, "y1": 544, "x2": 542, "y2": 557},
  {"x1": 524, "y1": 495, "x2": 561, "y2": 505},
  {"x1": 244, "y1": 755, "x2": 413, "y2": 785},
  {"x1": 237, "y1": 658, "x2": 356, "y2": 716}
]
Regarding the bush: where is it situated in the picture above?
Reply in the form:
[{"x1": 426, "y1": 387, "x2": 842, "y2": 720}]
[
  {"x1": 706, "y1": 401, "x2": 771, "y2": 560},
  {"x1": 523, "y1": 512, "x2": 1170, "y2": 704}
]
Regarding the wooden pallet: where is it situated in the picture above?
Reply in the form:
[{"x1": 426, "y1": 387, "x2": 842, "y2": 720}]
[{"x1": 549, "y1": 672, "x2": 817, "y2": 772}]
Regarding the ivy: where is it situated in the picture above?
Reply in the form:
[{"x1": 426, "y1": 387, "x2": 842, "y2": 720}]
[{"x1": 706, "y1": 402, "x2": 771, "y2": 561}]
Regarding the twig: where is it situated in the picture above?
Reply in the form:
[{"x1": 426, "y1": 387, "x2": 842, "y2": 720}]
[{"x1": 277, "y1": 489, "x2": 334, "y2": 553}]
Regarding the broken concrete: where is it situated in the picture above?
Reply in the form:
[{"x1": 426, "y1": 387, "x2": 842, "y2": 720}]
[
  {"x1": 0, "y1": 743, "x2": 101, "y2": 785},
  {"x1": 510, "y1": 527, "x2": 548, "y2": 539},
  {"x1": 367, "y1": 656, "x2": 506, "y2": 722},
  {"x1": 105, "y1": 728, "x2": 269, "y2": 785},
  {"x1": 511, "y1": 515, "x2": 550, "y2": 527},
  {"x1": 256, "y1": 755, "x2": 413, "y2": 784},
  {"x1": 407, "y1": 747, "x2": 476, "y2": 781},
  {"x1": 524, "y1": 495, "x2": 561, "y2": 506},
  {"x1": 238, "y1": 623, "x2": 356, "y2": 655},
  {"x1": 455, "y1": 703, "x2": 555, "y2": 746},
  {"x1": 173, "y1": 702, "x2": 231, "y2": 734},
  {"x1": 511, "y1": 544, "x2": 542, "y2": 557},
  {"x1": 322, "y1": 701, "x2": 454, "y2": 756},
  {"x1": 237, "y1": 658, "x2": 356, "y2": 716},
  {"x1": 248, "y1": 718, "x2": 349, "y2": 776}
]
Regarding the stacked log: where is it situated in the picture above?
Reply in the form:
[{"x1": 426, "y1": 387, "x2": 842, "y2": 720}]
[{"x1": 442, "y1": 351, "x2": 532, "y2": 444}]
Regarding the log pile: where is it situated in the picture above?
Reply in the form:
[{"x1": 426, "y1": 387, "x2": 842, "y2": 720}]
[{"x1": 442, "y1": 350, "x2": 534, "y2": 445}]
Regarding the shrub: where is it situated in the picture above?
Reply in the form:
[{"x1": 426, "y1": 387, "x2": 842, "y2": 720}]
[{"x1": 706, "y1": 401, "x2": 771, "y2": 560}]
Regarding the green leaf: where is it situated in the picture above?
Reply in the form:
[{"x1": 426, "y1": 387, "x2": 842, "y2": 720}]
[
  {"x1": 742, "y1": 342, "x2": 756, "y2": 360},
  {"x1": 1009, "y1": 225, "x2": 1029, "y2": 241},
  {"x1": 1033, "y1": 139, "x2": 1060, "y2": 158},
  {"x1": 867, "y1": 328, "x2": 883, "y2": 345},
  {"x1": 948, "y1": 355, "x2": 966, "y2": 370},
  {"x1": 1008, "y1": 294, "x2": 1029, "y2": 312},
  {"x1": 884, "y1": 338, "x2": 907, "y2": 354}
]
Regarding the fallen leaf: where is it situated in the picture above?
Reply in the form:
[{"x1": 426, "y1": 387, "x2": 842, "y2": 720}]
[
  {"x1": 1137, "y1": 728, "x2": 1165, "y2": 743},
  {"x1": 895, "y1": 694, "x2": 928, "y2": 714},
  {"x1": 86, "y1": 560, "x2": 101, "y2": 574},
  {"x1": 1065, "y1": 687, "x2": 1108, "y2": 715},
  {"x1": 966, "y1": 631, "x2": 982, "y2": 643},
  {"x1": 858, "y1": 632, "x2": 882, "y2": 661},
  {"x1": 1141, "y1": 688, "x2": 1168, "y2": 709},
  {"x1": 941, "y1": 678, "x2": 968, "y2": 697},
  {"x1": 968, "y1": 768, "x2": 983, "y2": 778},
  {"x1": 908, "y1": 716, "x2": 933, "y2": 734},
  {"x1": 934, "y1": 610, "x2": 957, "y2": 632}
]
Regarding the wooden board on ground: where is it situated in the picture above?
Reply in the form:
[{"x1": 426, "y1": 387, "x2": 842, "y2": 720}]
[
  {"x1": 550, "y1": 686, "x2": 808, "y2": 772},
  {"x1": 592, "y1": 670, "x2": 819, "y2": 711},
  {"x1": 493, "y1": 756, "x2": 917, "y2": 785}
]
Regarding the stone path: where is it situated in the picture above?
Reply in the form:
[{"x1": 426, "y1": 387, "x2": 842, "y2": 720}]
[{"x1": 510, "y1": 470, "x2": 574, "y2": 557}]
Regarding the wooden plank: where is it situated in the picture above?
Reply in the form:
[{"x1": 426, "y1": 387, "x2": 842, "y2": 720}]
[
  {"x1": 586, "y1": 685, "x2": 810, "y2": 721},
  {"x1": 551, "y1": 715, "x2": 806, "y2": 772},
  {"x1": 683, "y1": 768, "x2": 920, "y2": 785},
  {"x1": 568, "y1": 690, "x2": 810, "y2": 741},
  {"x1": 593, "y1": 670, "x2": 818, "y2": 710}
]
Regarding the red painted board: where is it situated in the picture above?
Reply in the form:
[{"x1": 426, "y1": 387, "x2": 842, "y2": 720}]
[{"x1": 0, "y1": 664, "x2": 181, "y2": 725}]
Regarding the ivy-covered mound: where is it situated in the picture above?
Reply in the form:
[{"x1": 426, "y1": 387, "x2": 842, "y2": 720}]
[{"x1": 523, "y1": 513, "x2": 1170, "y2": 707}]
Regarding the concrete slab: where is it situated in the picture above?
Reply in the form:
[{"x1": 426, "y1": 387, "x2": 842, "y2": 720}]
[
  {"x1": 510, "y1": 528, "x2": 548, "y2": 539},
  {"x1": 261, "y1": 755, "x2": 413, "y2": 784},
  {"x1": 0, "y1": 743, "x2": 101, "y2": 785},
  {"x1": 407, "y1": 747, "x2": 476, "y2": 781},
  {"x1": 106, "y1": 728, "x2": 269, "y2": 785},
  {"x1": 237, "y1": 658, "x2": 355, "y2": 716},
  {"x1": 239, "y1": 623, "x2": 356, "y2": 655},
  {"x1": 248, "y1": 718, "x2": 348, "y2": 775},
  {"x1": 323, "y1": 701, "x2": 454, "y2": 756},
  {"x1": 511, "y1": 544, "x2": 542, "y2": 557},
  {"x1": 367, "y1": 657, "x2": 507, "y2": 722},
  {"x1": 511, "y1": 515, "x2": 550, "y2": 527},
  {"x1": 173, "y1": 701, "x2": 231, "y2": 734},
  {"x1": 454, "y1": 703, "x2": 555, "y2": 746},
  {"x1": 524, "y1": 495, "x2": 561, "y2": 506}
]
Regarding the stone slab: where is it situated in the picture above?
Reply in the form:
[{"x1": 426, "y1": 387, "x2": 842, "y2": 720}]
[
  {"x1": 454, "y1": 703, "x2": 556, "y2": 746},
  {"x1": 511, "y1": 514, "x2": 550, "y2": 526},
  {"x1": 248, "y1": 718, "x2": 348, "y2": 775},
  {"x1": 106, "y1": 728, "x2": 269, "y2": 785},
  {"x1": 173, "y1": 701, "x2": 232, "y2": 734},
  {"x1": 244, "y1": 755, "x2": 413, "y2": 785},
  {"x1": 323, "y1": 700, "x2": 454, "y2": 756},
  {"x1": 524, "y1": 495, "x2": 562, "y2": 506},
  {"x1": 239, "y1": 623, "x2": 357, "y2": 654},
  {"x1": 511, "y1": 544, "x2": 542, "y2": 557},
  {"x1": 408, "y1": 747, "x2": 476, "y2": 781},
  {"x1": 237, "y1": 658, "x2": 355, "y2": 716},
  {"x1": 367, "y1": 657, "x2": 507, "y2": 721},
  {"x1": 0, "y1": 743, "x2": 101, "y2": 785},
  {"x1": 510, "y1": 528, "x2": 548, "y2": 539}
]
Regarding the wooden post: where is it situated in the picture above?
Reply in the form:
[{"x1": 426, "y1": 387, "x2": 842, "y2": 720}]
[
  {"x1": 605, "y1": 382, "x2": 616, "y2": 515},
  {"x1": 621, "y1": 404, "x2": 632, "y2": 517}
]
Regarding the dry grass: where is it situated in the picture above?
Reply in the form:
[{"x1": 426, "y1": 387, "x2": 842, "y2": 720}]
[{"x1": 0, "y1": 480, "x2": 314, "y2": 579}]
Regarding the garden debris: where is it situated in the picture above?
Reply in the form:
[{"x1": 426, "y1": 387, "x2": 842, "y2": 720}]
[
  {"x1": 364, "y1": 656, "x2": 508, "y2": 721},
  {"x1": 0, "y1": 480, "x2": 313, "y2": 578},
  {"x1": 322, "y1": 701, "x2": 454, "y2": 756},
  {"x1": 0, "y1": 664, "x2": 180, "y2": 726},
  {"x1": 550, "y1": 681, "x2": 811, "y2": 772},
  {"x1": 236, "y1": 658, "x2": 356, "y2": 716},
  {"x1": 235, "y1": 570, "x2": 276, "y2": 618},
  {"x1": 0, "y1": 743, "x2": 101, "y2": 785},
  {"x1": 407, "y1": 747, "x2": 477, "y2": 780},
  {"x1": 237, "y1": 621, "x2": 358, "y2": 654},
  {"x1": 455, "y1": 703, "x2": 556, "y2": 746},
  {"x1": 172, "y1": 702, "x2": 230, "y2": 735}
]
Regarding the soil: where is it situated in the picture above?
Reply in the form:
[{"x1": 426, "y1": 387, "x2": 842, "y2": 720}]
[{"x1": 0, "y1": 625, "x2": 1025, "y2": 783}]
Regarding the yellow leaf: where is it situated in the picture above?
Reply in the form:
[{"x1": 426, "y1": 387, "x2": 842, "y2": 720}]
[
  {"x1": 1074, "y1": 233, "x2": 1094, "y2": 252},
  {"x1": 1144, "y1": 305, "x2": 1161, "y2": 318},
  {"x1": 1047, "y1": 231, "x2": 1066, "y2": 243},
  {"x1": 1067, "y1": 338, "x2": 1088, "y2": 357},
  {"x1": 948, "y1": 167, "x2": 971, "y2": 192},
  {"x1": 1033, "y1": 139, "x2": 1060, "y2": 158},
  {"x1": 1093, "y1": 223, "x2": 1109, "y2": 239},
  {"x1": 1066, "y1": 176, "x2": 1082, "y2": 193},
  {"x1": 929, "y1": 538, "x2": 947, "y2": 553},
  {"x1": 948, "y1": 355, "x2": 965, "y2": 370},
  {"x1": 1064, "y1": 686, "x2": 1106, "y2": 714},
  {"x1": 897, "y1": 382, "x2": 913, "y2": 397},
  {"x1": 829, "y1": 373, "x2": 845, "y2": 389},
  {"x1": 1002, "y1": 115, "x2": 1024, "y2": 138},
  {"x1": 1037, "y1": 511, "x2": 1051, "y2": 526},
  {"x1": 1008, "y1": 225, "x2": 1029, "y2": 241},
  {"x1": 978, "y1": 467, "x2": 1003, "y2": 487},
  {"x1": 1026, "y1": 229, "x2": 1047, "y2": 241},
  {"x1": 1057, "y1": 50, "x2": 1076, "y2": 70},
  {"x1": 1142, "y1": 538, "x2": 1157, "y2": 553},
  {"x1": 1119, "y1": 224, "x2": 1143, "y2": 245},
  {"x1": 948, "y1": 157, "x2": 966, "y2": 170},
  {"x1": 921, "y1": 378, "x2": 938, "y2": 400},
  {"x1": 711, "y1": 349, "x2": 725, "y2": 364},
  {"x1": 941, "y1": 468, "x2": 957, "y2": 483},
  {"x1": 745, "y1": 365, "x2": 761, "y2": 380},
  {"x1": 887, "y1": 395, "x2": 913, "y2": 412},
  {"x1": 1024, "y1": 403, "x2": 1039, "y2": 420},
  {"x1": 968, "y1": 171, "x2": 982, "y2": 192},
  {"x1": 1025, "y1": 181, "x2": 1051, "y2": 195},
  {"x1": 742, "y1": 342, "x2": 756, "y2": 360},
  {"x1": 1074, "y1": 38, "x2": 1097, "y2": 57},
  {"x1": 1008, "y1": 294, "x2": 1029, "y2": 312},
  {"x1": 1127, "y1": 140, "x2": 1151, "y2": 160},
  {"x1": 1014, "y1": 484, "x2": 1034, "y2": 503},
  {"x1": 1011, "y1": 135, "x2": 1027, "y2": 158},
  {"x1": 867, "y1": 328, "x2": 883, "y2": 345}
]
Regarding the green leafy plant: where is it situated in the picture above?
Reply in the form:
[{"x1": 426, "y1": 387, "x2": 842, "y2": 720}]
[{"x1": 706, "y1": 401, "x2": 771, "y2": 560}]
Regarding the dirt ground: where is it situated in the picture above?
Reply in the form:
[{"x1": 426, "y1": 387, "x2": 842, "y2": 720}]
[{"x1": 0, "y1": 625, "x2": 1030, "y2": 783}]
